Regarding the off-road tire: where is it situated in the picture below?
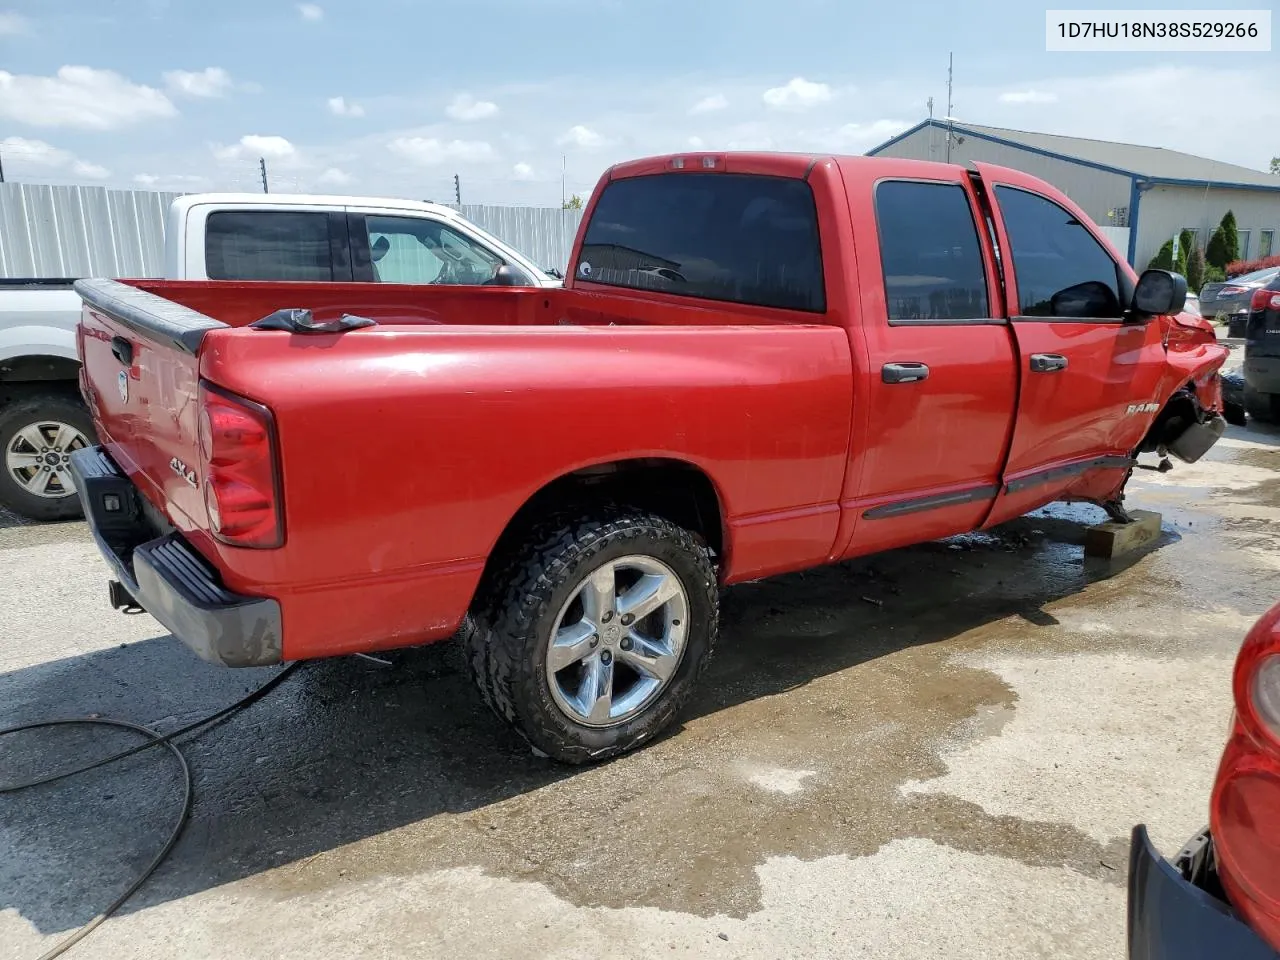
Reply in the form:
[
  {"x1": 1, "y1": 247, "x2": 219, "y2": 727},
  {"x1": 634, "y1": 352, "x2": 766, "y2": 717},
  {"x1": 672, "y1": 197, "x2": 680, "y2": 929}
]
[
  {"x1": 461, "y1": 510, "x2": 718, "y2": 764},
  {"x1": 1244, "y1": 387, "x2": 1279, "y2": 424},
  {"x1": 0, "y1": 393, "x2": 95, "y2": 522}
]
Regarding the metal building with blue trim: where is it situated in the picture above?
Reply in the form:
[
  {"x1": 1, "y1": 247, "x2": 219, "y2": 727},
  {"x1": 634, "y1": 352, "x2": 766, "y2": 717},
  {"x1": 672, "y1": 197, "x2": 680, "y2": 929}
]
[{"x1": 866, "y1": 119, "x2": 1280, "y2": 271}]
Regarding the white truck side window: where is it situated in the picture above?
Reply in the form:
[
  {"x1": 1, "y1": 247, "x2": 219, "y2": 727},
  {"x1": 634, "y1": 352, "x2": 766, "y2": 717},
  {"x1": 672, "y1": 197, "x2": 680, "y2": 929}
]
[
  {"x1": 366, "y1": 215, "x2": 505, "y2": 285},
  {"x1": 204, "y1": 211, "x2": 333, "y2": 281}
]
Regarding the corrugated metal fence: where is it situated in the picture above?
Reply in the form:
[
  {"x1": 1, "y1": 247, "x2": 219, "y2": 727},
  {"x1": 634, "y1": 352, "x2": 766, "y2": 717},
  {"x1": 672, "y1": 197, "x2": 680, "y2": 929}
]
[
  {"x1": 456, "y1": 204, "x2": 584, "y2": 274},
  {"x1": 0, "y1": 183, "x2": 180, "y2": 279},
  {"x1": 0, "y1": 182, "x2": 585, "y2": 280}
]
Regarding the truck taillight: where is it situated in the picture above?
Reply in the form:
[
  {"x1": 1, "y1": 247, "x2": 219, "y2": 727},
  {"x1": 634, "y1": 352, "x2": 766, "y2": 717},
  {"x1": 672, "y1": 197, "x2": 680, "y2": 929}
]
[
  {"x1": 1211, "y1": 604, "x2": 1280, "y2": 952},
  {"x1": 197, "y1": 383, "x2": 284, "y2": 548}
]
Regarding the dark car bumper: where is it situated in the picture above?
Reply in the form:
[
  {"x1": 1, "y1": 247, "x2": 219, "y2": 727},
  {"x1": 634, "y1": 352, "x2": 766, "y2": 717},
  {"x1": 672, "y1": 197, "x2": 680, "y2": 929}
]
[
  {"x1": 1245, "y1": 355, "x2": 1280, "y2": 395},
  {"x1": 1128, "y1": 825, "x2": 1279, "y2": 960},
  {"x1": 69, "y1": 446, "x2": 282, "y2": 668}
]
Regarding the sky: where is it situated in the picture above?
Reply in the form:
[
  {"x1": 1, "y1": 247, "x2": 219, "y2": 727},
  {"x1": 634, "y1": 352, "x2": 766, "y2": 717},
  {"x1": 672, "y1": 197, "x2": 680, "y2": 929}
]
[{"x1": 0, "y1": 0, "x2": 1277, "y2": 205}]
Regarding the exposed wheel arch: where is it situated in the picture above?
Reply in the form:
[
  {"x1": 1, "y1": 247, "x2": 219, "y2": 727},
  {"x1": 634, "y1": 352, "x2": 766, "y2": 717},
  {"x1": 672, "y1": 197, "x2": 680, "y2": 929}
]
[{"x1": 481, "y1": 458, "x2": 727, "y2": 593}]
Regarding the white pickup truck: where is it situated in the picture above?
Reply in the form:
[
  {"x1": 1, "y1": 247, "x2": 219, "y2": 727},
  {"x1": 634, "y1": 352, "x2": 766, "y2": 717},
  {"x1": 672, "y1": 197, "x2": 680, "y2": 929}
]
[{"x1": 0, "y1": 193, "x2": 561, "y2": 521}]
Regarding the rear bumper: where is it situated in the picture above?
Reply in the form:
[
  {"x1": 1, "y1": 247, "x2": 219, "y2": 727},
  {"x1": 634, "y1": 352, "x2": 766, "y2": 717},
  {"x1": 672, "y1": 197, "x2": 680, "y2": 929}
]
[
  {"x1": 1245, "y1": 355, "x2": 1280, "y2": 395},
  {"x1": 69, "y1": 446, "x2": 282, "y2": 668},
  {"x1": 1128, "y1": 825, "x2": 1279, "y2": 960}
]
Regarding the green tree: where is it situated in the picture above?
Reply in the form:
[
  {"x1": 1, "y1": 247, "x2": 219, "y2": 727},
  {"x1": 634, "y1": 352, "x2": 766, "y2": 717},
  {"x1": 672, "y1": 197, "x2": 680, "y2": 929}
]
[
  {"x1": 1186, "y1": 245, "x2": 1206, "y2": 292},
  {"x1": 1206, "y1": 227, "x2": 1230, "y2": 271},
  {"x1": 562, "y1": 194, "x2": 584, "y2": 210},
  {"x1": 1176, "y1": 229, "x2": 1194, "y2": 275},
  {"x1": 1271, "y1": 156, "x2": 1280, "y2": 175},
  {"x1": 1148, "y1": 238, "x2": 1175, "y2": 271},
  {"x1": 1219, "y1": 210, "x2": 1239, "y2": 265}
]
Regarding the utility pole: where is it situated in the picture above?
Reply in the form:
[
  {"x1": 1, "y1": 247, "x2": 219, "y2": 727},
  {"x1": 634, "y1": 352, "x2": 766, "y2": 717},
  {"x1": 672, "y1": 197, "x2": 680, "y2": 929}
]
[
  {"x1": 259, "y1": 157, "x2": 269, "y2": 193},
  {"x1": 945, "y1": 52, "x2": 955, "y2": 164},
  {"x1": 561, "y1": 155, "x2": 566, "y2": 207},
  {"x1": 454, "y1": 173, "x2": 461, "y2": 206},
  {"x1": 927, "y1": 96, "x2": 934, "y2": 120},
  {"x1": 0, "y1": 146, "x2": 5, "y2": 183}
]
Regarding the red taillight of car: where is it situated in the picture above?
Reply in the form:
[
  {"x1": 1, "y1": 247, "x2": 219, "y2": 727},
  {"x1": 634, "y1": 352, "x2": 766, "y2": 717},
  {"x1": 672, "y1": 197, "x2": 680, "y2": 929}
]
[
  {"x1": 196, "y1": 383, "x2": 284, "y2": 548},
  {"x1": 1249, "y1": 287, "x2": 1280, "y2": 312},
  {"x1": 1211, "y1": 603, "x2": 1280, "y2": 952}
]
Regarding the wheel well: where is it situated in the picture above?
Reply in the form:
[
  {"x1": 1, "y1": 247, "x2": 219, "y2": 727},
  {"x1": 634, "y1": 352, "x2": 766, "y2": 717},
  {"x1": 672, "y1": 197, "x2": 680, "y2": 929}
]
[
  {"x1": 0, "y1": 357, "x2": 82, "y2": 409},
  {"x1": 485, "y1": 458, "x2": 726, "y2": 576},
  {"x1": 1138, "y1": 384, "x2": 1199, "y2": 454}
]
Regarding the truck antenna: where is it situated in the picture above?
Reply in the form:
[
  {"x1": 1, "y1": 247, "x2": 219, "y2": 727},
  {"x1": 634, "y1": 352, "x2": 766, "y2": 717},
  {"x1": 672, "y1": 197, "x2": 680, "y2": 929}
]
[
  {"x1": 945, "y1": 52, "x2": 955, "y2": 164},
  {"x1": 454, "y1": 173, "x2": 461, "y2": 206}
]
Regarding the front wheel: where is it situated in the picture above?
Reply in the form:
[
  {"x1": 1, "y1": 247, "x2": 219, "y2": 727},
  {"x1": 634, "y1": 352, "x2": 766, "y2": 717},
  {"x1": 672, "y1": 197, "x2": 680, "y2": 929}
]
[{"x1": 464, "y1": 511, "x2": 719, "y2": 764}]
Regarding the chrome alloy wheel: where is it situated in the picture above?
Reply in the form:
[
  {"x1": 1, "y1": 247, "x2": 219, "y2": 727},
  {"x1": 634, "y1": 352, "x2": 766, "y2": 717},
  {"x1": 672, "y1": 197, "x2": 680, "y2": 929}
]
[
  {"x1": 545, "y1": 555, "x2": 690, "y2": 727},
  {"x1": 4, "y1": 421, "x2": 89, "y2": 500}
]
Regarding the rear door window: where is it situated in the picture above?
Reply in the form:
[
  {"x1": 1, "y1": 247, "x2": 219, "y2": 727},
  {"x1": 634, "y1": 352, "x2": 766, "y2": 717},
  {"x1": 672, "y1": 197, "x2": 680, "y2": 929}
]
[
  {"x1": 994, "y1": 186, "x2": 1123, "y2": 320},
  {"x1": 874, "y1": 180, "x2": 989, "y2": 322},
  {"x1": 204, "y1": 210, "x2": 333, "y2": 281},
  {"x1": 576, "y1": 173, "x2": 825, "y2": 312}
]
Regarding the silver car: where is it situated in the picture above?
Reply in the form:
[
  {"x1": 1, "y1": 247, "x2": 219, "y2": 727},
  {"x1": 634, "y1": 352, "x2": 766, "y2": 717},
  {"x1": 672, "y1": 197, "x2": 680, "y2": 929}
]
[{"x1": 1199, "y1": 266, "x2": 1280, "y2": 337}]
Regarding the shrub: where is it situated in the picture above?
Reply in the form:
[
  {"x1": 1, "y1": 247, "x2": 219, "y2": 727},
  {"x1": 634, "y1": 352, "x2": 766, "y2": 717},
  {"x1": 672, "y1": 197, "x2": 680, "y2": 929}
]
[
  {"x1": 1176, "y1": 229, "x2": 1194, "y2": 275},
  {"x1": 1204, "y1": 265, "x2": 1226, "y2": 284},
  {"x1": 1187, "y1": 246, "x2": 1206, "y2": 292},
  {"x1": 1148, "y1": 239, "x2": 1175, "y2": 271},
  {"x1": 1220, "y1": 211, "x2": 1239, "y2": 264},
  {"x1": 1225, "y1": 254, "x2": 1280, "y2": 277},
  {"x1": 1206, "y1": 227, "x2": 1230, "y2": 271}
]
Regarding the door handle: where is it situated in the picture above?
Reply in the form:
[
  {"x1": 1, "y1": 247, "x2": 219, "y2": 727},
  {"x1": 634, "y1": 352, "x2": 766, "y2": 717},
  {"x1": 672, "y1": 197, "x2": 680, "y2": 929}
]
[
  {"x1": 110, "y1": 336, "x2": 134, "y2": 366},
  {"x1": 1029, "y1": 353, "x2": 1068, "y2": 373},
  {"x1": 882, "y1": 362, "x2": 930, "y2": 384}
]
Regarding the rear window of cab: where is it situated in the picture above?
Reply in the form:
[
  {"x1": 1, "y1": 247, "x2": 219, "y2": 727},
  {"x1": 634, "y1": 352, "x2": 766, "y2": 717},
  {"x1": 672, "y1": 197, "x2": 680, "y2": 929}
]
[{"x1": 575, "y1": 172, "x2": 826, "y2": 313}]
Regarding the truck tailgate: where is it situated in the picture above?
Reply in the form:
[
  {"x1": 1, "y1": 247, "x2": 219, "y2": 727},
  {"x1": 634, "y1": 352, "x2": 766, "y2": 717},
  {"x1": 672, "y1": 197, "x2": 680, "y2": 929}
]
[{"x1": 76, "y1": 278, "x2": 222, "y2": 533}]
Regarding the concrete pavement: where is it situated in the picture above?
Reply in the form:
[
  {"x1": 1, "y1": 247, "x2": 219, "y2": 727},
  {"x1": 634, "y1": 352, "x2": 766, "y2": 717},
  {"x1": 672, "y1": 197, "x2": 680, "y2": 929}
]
[{"x1": 2, "y1": 420, "x2": 1278, "y2": 960}]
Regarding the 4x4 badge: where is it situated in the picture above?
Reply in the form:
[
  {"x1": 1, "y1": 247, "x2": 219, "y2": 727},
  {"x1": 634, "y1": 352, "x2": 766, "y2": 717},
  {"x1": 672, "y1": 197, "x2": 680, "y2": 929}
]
[
  {"x1": 117, "y1": 370, "x2": 129, "y2": 403},
  {"x1": 170, "y1": 457, "x2": 198, "y2": 487}
]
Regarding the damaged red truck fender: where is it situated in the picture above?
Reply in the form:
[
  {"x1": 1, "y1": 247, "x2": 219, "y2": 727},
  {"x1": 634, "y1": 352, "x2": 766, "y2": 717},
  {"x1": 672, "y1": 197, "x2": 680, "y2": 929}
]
[{"x1": 69, "y1": 152, "x2": 1229, "y2": 764}]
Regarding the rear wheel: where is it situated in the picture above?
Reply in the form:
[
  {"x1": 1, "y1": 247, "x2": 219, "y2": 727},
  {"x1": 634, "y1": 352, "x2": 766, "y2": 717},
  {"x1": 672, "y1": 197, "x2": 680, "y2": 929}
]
[
  {"x1": 0, "y1": 393, "x2": 95, "y2": 521},
  {"x1": 463, "y1": 510, "x2": 718, "y2": 764},
  {"x1": 1244, "y1": 387, "x2": 1280, "y2": 425}
]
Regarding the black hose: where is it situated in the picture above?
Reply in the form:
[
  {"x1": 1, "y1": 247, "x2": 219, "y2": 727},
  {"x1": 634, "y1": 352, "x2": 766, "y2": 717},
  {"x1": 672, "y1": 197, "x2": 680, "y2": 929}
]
[{"x1": 0, "y1": 661, "x2": 301, "y2": 960}]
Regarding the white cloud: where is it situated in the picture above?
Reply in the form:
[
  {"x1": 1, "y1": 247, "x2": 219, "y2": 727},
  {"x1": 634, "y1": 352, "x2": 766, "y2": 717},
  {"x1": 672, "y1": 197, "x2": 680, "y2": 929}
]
[
  {"x1": 690, "y1": 94, "x2": 728, "y2": 115},
  {"x1": 512, "y1": 162, "x2": 534, "y2": 180},
  {"x1": 557, "y1": 125, "x2": 606, "y2": 149},
  {"x1": 446, "y1": 93, "x2": 499, "y2": 122},
  {"x1": 297, "y1": 3, "x2": 323, "y2": 20},
  {"x1": 0, "y1": 136, "x2": 108, "y2": 179},
  {"x1": 327, "y1": 96, "x2": 364, "y2": 117},
  {"x1": 388, "y1": 137, "x2": 495, "y2": 165},
  {"x1": 762, "y1": 77, "x2": 833, "y2": 110},
  {"x1": 317, "y1": 167, "x2": 352, "y2": 185},
  {"x1": 0, "y1": 66, "x2": 176, "y2": 130},
  {"x1": 215, "y1": 134, "x2": 297, "y2": 161},
  {"x1": 0, "y1": 11, "x2": 28, "y2": 34},
  {"x1": 134, "y1": 172, "x2": 209, "y2": 188},
  {"x1": 687, "y1": 136, "x2": 705, "y2": 149},
  {"x1": 1000, "y1": 89, "x2": 1058, "y2": 104},
  {"x1": 164, "y1": 67, "x2": 233, "y2": 98},
  {"x1": 834, "y1": 118, "x2": 912, "y2": 150}
]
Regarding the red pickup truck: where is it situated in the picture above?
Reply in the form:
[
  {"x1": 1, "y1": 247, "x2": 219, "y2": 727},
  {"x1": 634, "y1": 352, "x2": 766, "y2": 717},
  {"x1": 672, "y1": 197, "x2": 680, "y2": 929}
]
[{"x1": 70, "y1": 152, "x2": 1228, "y2": 763}]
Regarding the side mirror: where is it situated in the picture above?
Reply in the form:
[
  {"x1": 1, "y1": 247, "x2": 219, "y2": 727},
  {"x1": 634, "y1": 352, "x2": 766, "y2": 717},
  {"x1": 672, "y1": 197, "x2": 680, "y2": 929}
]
[
  {"x1": 1130, "y1": 269, "x2": 1187, "y2": 319},
  {"x1": 490, "y1": 264, "x2": 523, "y2": 287}
]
